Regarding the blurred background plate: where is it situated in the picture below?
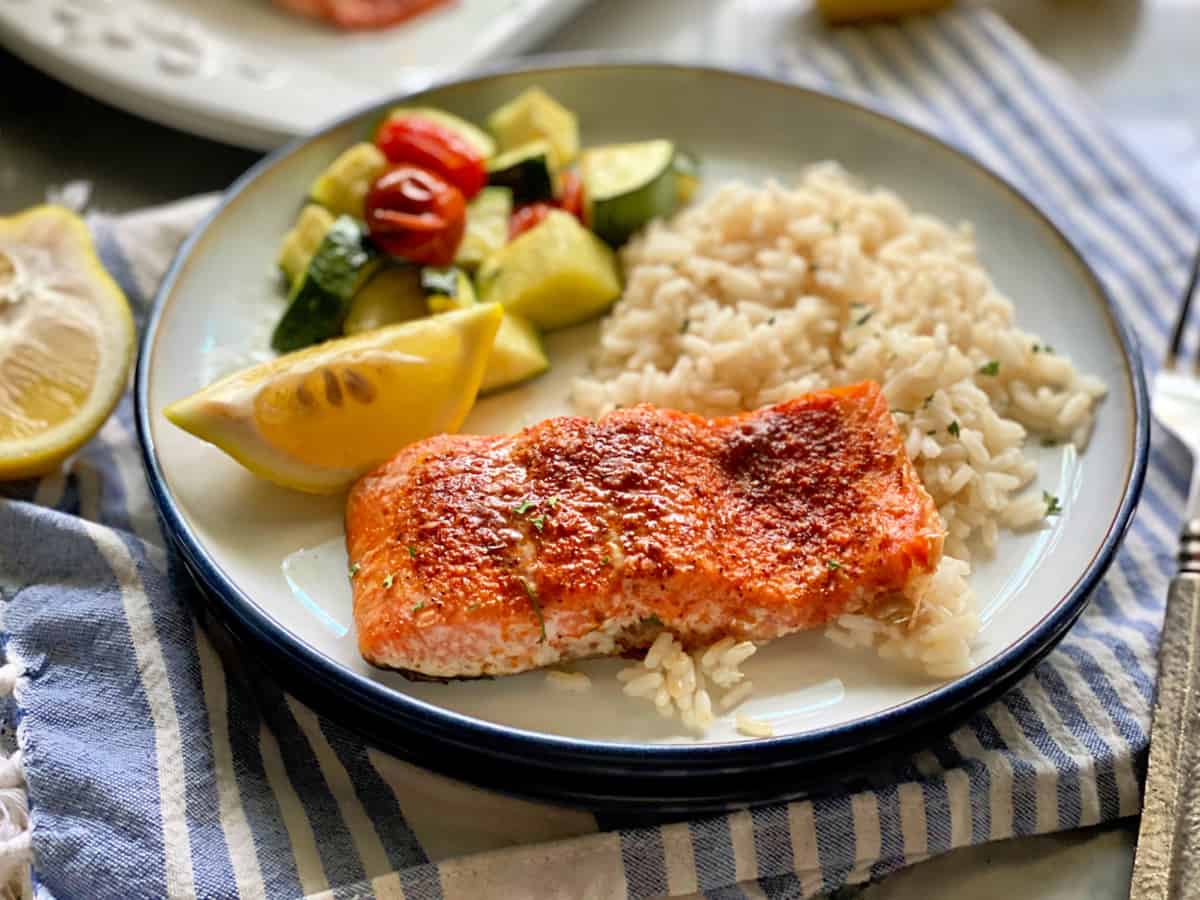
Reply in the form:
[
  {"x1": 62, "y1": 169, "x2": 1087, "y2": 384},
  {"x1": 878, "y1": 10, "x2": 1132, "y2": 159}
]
[{"x1": 0, "y1": 0, "x2": 591, "y2": 150}]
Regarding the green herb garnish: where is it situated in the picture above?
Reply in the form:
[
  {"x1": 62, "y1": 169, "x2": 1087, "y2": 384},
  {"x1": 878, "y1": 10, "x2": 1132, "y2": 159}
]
[
  {"x1": 1043, "y1": 491, "x2": 1063, "y2": 516},
  {"x1": 1032, "y1": 343, "x2": 1055, "y2": 355},
  {"x1": 406, "y1": 544, "x2": 417, "y2": 558},
  {"x1": 827, "y1": 559, "x2": 843, "y2": 571},
  {"x1": 927, "y1": 429, "x2": 937, "y2": 436},
  {"x1": 948, "y1": 420, "x2": 961, "y2": 438},
  {"x1": 923, "y1": 394, "x2": 934, "y2": 408},
  {"x1": 383, "y1": 573, "x2": 395, "y2": 589},
  {"x1": 467, "y1": 603, "x2": 480, "y2": 612},
  {"x1": 855, "y1": 310, "x2": 874, "y2": 327},
  {"x1": 520, "y1": 578, "x2": 547, "y2": 642},
  {"x1": 601, "y1": 555, "x2": 611, "y2": 565},
  {"x1": 979, "y1": 360, "x2": 1000, "y2": 376},
  {"x1": 546, "y1": 496, "x2": 559, "y2": 509},
  {"x1": 513, "y1": 499, "x2": 535, "y2": 515},
  {"x1": 767, "y1": 315, "x2": 777, "y2": 326},
  {"x1": 531, "y1": 515, "x2": 546, "y2": 532},
  {"x1": 348, "y1": 562, "x2": 360, "y2": 579},
  {"x1": 1041, "y1": 437, "x2": 1058, "y2": 448},
  {"x1": 412, "y1": 602, "x2": 426, "y2": 613},
  {"x1": 679, "y1": 319, "x2": 690, "y2": 335}
]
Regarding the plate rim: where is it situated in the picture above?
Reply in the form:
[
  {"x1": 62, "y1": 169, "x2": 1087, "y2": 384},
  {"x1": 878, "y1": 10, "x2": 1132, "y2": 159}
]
[
  {"x1": 0, "y1": 0, "x2": 593, "y2": 150},
  {"x1": 135, "y1": 58, "x2": 1150, "y2": 774}
]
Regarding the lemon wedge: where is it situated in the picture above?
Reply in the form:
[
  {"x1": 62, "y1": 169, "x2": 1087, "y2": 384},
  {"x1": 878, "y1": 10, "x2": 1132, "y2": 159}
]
[
  {"x1": 164, "y1": 302, "x2": 503, "y2": 494},
  {"x1": 0, "y1": 206, "x2": 135, "y2": 480}
]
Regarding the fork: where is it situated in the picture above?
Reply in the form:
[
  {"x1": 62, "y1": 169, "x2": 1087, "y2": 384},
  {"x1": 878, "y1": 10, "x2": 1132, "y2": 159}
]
[{"x1": 1129, "y1": 245, "x2": 1200, "y2": 900}]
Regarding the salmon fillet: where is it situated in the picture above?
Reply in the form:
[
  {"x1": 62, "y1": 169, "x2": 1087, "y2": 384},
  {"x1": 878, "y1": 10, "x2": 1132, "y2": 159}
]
[
  {"x1": 273, "y1": 0, "x2": 449, "y2": 30},
  {"x1": 346, "y1": 380, "x2": 943, "y2": 678}
]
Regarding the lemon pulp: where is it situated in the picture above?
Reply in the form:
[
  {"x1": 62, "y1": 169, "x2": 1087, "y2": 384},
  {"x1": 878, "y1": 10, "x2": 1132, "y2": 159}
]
[
  {"x1": 164, "y1": 303, "x2": 502, "y2": 493},
  {"x1": 0, "y1": 206, "x2": 135, "y2": 479}
]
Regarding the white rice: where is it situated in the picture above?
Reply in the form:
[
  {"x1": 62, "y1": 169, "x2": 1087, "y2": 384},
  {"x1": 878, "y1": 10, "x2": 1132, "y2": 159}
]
[{"x1": 574, "y1": 164, "x2": 1104, "y2": 695}]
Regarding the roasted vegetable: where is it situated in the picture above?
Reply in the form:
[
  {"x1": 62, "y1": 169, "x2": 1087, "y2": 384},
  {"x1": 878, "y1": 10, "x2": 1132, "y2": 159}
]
[
  {"x1": 580, "y1": 139, "x2": 679, "y2": 245},
  {"x1": 486, "y1": 141, "x2": 557, "y2": 205},
  {"x1": 455, "y1": 187, "x2": 512, "y2": 269},
  {"x1": 272, "y1": 215, "x2": 381, "y2": 352},
  {"x1": 487, "y1": 87, "x2": 578, "y2": 168},
  {"x1": 309, "y1": 143, "x2": 388, "y2": 219},
  {"x1": 343, "y1": 266, "x2": 427, "y2": 335},
  {"x1": 278, "y1": 204, "x2": 335, "y2": 287},
  {"x1": 377, "y1": 106, "x2": 496, "y2": 159},
  {"x1": 477, "y1": 209, "x2": 621, "y2": 331}
]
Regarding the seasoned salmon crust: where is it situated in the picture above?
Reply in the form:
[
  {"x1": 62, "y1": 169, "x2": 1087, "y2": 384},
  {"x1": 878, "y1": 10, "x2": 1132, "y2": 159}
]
[{"x1": 346, "y1": 380, "x2": 943, "y2": 677}]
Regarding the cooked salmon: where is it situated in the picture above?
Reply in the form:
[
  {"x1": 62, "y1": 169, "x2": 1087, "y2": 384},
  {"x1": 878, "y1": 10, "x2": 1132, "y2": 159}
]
[
  {"x1": 273, "y1": 0, "x2": 449, "y2": 30},
  {"x1": 346, "y1": 380, "x2": 943, "y2": 677}
]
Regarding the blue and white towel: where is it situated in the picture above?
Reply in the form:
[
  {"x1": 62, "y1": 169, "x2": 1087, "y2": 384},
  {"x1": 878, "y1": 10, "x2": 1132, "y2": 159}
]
[{"x1": 2, "y1": 6, "x2": 1197, "y2": 898}]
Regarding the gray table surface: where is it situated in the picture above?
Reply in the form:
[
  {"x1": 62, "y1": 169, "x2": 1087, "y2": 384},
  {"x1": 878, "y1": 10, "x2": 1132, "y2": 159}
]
[{"x1": 2, "y1": 1, "x2": 1196, "y2": 897}]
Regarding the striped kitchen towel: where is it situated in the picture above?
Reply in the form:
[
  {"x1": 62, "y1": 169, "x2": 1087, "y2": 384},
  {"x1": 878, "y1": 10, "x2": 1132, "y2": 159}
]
[{"x1": 1, "y1": 6, "x2": 1196, "y2": 899}]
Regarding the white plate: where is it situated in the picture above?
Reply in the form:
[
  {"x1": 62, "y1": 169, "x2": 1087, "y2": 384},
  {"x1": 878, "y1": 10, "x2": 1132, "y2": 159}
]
[
  {"x1": 0, "y1": 0, "x2": 590, "y2": 149},
  {"x1": 136, "y1": 63, "x2": 1146, "y2": 805}
]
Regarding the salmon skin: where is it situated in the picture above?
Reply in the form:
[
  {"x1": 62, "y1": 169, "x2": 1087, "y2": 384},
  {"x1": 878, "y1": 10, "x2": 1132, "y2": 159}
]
[{"x1": 346, "y1": 381, "x2": 943, "y2": 678}]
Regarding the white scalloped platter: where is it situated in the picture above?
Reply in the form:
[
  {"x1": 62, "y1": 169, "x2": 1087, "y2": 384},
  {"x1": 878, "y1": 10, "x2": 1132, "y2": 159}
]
[{"x1": 0, "y1": 0, "x2": 590, "y2": 149}]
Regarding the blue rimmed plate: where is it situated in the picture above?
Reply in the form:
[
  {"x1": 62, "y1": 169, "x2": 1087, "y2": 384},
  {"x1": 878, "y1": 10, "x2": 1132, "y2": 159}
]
[{"x1": 136, "y1": 62, "x2": 1147, "y2": 811}]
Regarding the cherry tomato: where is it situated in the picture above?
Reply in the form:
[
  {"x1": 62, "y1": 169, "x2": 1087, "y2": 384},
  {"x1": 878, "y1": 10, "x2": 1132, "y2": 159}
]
[
  {"x1": 509, "y1": 203, "x2": 555, "y2": 239},
  {"x1": 365, "y1": 165, "x2": 466, "y2": 266},
  {"x1": 558, "y1": 170, "x2": 586, "y2": 224},
  {"x1": 374, "y1": 116, "x2": 487, "y2": 200}
]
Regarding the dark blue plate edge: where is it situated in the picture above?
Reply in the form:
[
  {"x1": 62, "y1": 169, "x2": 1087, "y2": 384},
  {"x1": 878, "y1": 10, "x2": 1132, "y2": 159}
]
[{"x1": 133, "y1": 58, "x2": 1150, "y2": 784}]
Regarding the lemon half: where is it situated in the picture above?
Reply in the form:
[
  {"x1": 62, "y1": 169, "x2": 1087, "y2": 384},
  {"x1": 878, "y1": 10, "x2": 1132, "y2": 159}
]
[
  {"x1": 0, "y1": 206, "x2": 135, "y2": 480},
  {"x1": 164, "y1": 302, "x2": 503, "y2": 494}
]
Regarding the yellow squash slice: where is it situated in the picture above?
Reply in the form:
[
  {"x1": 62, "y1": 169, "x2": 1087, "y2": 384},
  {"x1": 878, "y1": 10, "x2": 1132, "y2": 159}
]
[
  {"x1": 164, "y1": 303, "x2": 503, "y2": 494},
  {"x1": 0, "y1": 206, "x2": 135, "y2": 479}
]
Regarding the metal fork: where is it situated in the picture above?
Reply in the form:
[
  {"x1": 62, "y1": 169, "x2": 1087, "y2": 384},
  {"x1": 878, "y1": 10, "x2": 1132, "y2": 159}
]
[{"x1": 1130, "y1": 245, "x2": 1200, "y2": 900}]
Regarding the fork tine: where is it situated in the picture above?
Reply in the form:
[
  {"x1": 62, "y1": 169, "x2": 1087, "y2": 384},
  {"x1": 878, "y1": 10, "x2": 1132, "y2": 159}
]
[{"x1": 1166, "y1": 243, "x2": 1200, "y2": 371}]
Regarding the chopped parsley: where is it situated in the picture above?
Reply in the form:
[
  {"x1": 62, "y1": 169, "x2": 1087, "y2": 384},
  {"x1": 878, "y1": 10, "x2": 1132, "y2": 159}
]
[
  {"x1": 854, "y1": 309, "x2": 874, "y2": 327},
  {"x1": 1032, "y1": 343, "x2": 1055, "y2": 354},
  {"x1": 601, "y1": 554, "x2": 611, "y2": 565},
  {"x1": 406, "y1": 544, "x2": 417, "y2": 558},
  {"x1": 927, "y1": 429, "x2": 937, "y2": 436},
  {"x1": 1041, "y1": 437, "x2": 1058, "y2": 448},
  {"x1": 679, "y1": 319, "x2": 690, "y2": 335},
  {"x1": 382, "y1": 573, "x2": 395, "y2": 589},
  {"x1": 513, "y1": 499, "x2": 535, "y2": 515},
  {"x1": 979, "y1": 360, "x2": 1000, "y2": 376},
  {"x1": 348, "y1": 562, "x2": 360, "y2": 579},
  {"x1": 531, "y1": 515, "x2": 546, "y2": 532},
  {"x1": 412, "y1": 602, "x2": 426, "y2": 613},
  {"x1": 546, "y1": 496, "x2": 559, "y2": 509},
  {"x1": 467, "y1": 603, "x2": 480, "y2": 612},
  {"x1": 520, "y1": 578, "x2": 547, "y2": 642},
  {"x1": 923, "y1": 394, "x2": 934, "y2": 408},
  {"x1": 947, "y1": 420, "x2": 961, "y2": 438},
  {"x1": 827, "y1": 559, "x2": 843, "y2": 571},
  {"x1": 767, "y1": 315, "x2": 777, "y2": 326},
  {"x1": 1043, "y1": 491, "x2": 1063, "y2": 516}
]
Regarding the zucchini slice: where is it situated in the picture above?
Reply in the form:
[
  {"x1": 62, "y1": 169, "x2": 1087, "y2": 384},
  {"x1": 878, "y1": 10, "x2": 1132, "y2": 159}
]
[
  {"x1": 486, "y1": 141, "x2": 556, "y2": 204},
  {"x1": 422, "y1": 267, "x2": 476, "y2": 313},
  {"x1": 278, "y1": 204, "x2": 335, "y2": 287},
  {"x1": 455, "y1": 187, "x2": 512, "y2": 269},
  {"x1": 580, "y1": 139, "x2": 678, "y2": 245},
  {"x1": 477, "y1": 209, "x2": 621, "y2": 332},
  {"x1": 343, "y1": 266, "x2": 427, "y2": 336},
  {"x1": 672, "y1": 149, "x2": 701, "y2": 205},
  {"x1": 271, "y1": 216, "x2": 381, "y2": 352},
  {"x1": 377, "y1": 107, "x2": 496, "y2": 159},
  {"x1": 487, "y1": 87, "x2": 578, "y2": 168},
  {"x1": 309, "y1": 143, "x2": 388, "y2": 219},
  {"x1": 480, "y1": 314, "x2": 549, "y2": 395}
]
